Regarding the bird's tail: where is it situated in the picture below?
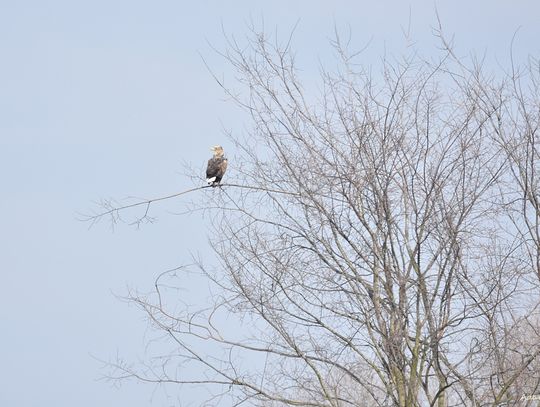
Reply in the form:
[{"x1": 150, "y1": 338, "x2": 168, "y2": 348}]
[{"x1": 206, "y1": 177, "x2": 217, "y2": 185}]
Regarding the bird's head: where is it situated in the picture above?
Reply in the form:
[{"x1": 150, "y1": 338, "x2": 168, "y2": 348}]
[{"x1": 210, "y1": 145, "x2": 225, "y2": 157}]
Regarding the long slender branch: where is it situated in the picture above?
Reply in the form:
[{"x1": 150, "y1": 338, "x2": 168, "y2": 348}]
[{"x1": 82, "y1": 183, "x2": 300, "y2": 227}]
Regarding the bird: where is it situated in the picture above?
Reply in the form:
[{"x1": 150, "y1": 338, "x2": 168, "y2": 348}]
[{"x1": 206, "y1": 145, "x2": 228, "y2": 187}]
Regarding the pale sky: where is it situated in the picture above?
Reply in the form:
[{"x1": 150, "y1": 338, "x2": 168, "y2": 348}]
[{"x1": 1, "y1": 1, "x2": 539, "y2": 406}]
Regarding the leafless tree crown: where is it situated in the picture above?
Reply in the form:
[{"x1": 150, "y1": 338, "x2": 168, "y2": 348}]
[{"x1": 103, "y1": 28, "x2": 540, "y2": 407}]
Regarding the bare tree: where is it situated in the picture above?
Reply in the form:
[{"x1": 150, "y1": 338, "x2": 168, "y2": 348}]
[{"x1": 94, "y1": 27, "x2": 540, "y2": 407}]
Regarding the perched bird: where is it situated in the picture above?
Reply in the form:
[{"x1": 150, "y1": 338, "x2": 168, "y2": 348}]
[{"x1": 206, "y1": 145, "x2": 228, "y2": 186}]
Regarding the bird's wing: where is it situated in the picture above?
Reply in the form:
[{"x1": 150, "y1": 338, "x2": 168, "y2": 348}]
[
  {"x1": 206, "y1": 158, "x2": 221, "y2": 178},
  {"x1": 219, "y1": 159, "x2": 228, "y2": 177}
]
